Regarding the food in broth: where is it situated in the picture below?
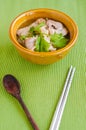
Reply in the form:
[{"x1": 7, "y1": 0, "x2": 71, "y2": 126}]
[{"x1": 16, "y1": 18, "x2": 69, "y2": 52}]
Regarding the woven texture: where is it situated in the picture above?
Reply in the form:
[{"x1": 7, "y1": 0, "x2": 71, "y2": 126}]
[{"x1": 0, "y1": 0, "x2": 85, "y2": 130}]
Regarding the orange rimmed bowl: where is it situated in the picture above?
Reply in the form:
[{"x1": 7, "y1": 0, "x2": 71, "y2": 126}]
[{"x1": 9, "y1": 8, "x2": 78, "y2": 64}]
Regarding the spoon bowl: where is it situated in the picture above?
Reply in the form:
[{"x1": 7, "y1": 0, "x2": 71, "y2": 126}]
[{"x1": 3, "y1": 74, "x2": 20, "y2": 97}]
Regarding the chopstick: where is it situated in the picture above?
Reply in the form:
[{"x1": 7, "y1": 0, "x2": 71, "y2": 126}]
[{"x1": 49, "y1": 65, "x2": 76, "y2": 130}]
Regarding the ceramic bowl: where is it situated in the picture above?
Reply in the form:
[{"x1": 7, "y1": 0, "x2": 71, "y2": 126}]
[{"x1": 9, "y1": 8, "x2": 78, "y2": 64}]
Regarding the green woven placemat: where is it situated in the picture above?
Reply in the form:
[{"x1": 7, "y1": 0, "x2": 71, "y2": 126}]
[{"x1": 0, "y1": 0, "x2": 85, "y2": 130}]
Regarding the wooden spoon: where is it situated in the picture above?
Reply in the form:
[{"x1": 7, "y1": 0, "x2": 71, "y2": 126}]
[{"x1": 3, "y1": 74, "x2": 39, "y2": 130}]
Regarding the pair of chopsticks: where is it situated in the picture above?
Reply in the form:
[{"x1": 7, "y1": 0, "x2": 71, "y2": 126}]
[{"x1": 49, "y1": 66, "x2": 75, "y2": 130}]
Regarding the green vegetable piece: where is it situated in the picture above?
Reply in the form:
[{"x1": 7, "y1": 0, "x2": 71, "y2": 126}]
[
  {"x1": 29, "y1": 22, "x2": 45, "y2": 36},
  {"x1": 40, "y1": 36, "x2": 50, "y2": 52},
  {"x1": 35, "y1": 22, "x2": 45, "y2": 29},
  {"x1": 50, "y1": 33, "x2": 69, "y2": 48},
  {"x1": 35, "y1": 36, "x2": 41, "y2": 51},
  {"x1": 20, "y1": 35, "x2": 27, "y2": 40},
  {"x1": 29, "y1": 27, "x2": 37, "y2": 36},
  {"x1": 29, "y1": 27, "x2": 35, "y2": 33}
]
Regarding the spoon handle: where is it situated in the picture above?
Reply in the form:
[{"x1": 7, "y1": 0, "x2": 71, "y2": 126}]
[{"x1": 16, "y1": 95, "x2": 39, "y2": 130}]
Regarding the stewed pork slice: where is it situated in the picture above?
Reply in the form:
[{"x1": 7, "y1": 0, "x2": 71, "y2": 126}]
[
  {"x1": 49, "y1": 44, "x2": 56, "y2": 51},
  {"x1": 47, "y1": 20, "x2": 63, "y2": 30},
  {"x1": 47, "y1": 19, "x2": 68, "y2": 36},
  {"x1": 25, "y1": 37, "x2": 37, "y2": 51},
  {"x1": 17, "y1": 22, "x2": 38, "y2": 37},
  {"x1": 60, "y1": 27, "x2": 68, "y2": 36},
  {"x1": 55, "y1": 27, "x2": 68, "y2": 36},
  {"x1": 36, "y1": 18, "x2": 46, "y2": 24},
  {"x1": 17, "y1": 26, "x2": 30, "y2": 36},
  {"x1": 40, "y1": 25, "x2": 49, "y2": 35}
]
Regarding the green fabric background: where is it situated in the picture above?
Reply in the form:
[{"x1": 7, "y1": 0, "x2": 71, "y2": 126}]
[{"x1": 0, "y1": 0, "x2": 85, "y2": 130}]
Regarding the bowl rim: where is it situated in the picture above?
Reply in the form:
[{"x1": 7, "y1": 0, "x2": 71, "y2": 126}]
[{"x1": 9, "y1": 8, "x2": 78, "y2": 56}]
